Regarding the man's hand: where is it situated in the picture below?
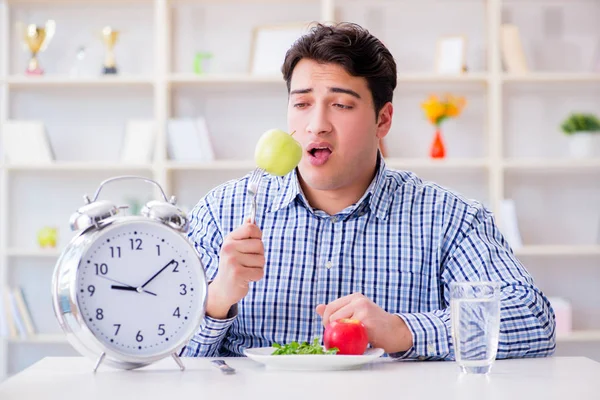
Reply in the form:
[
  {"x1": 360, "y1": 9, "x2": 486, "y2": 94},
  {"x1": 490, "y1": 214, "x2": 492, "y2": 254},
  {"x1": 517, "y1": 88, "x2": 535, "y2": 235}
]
[
  {"x1": 316, "y1": 293, "x2": 413, "y2": 354},
  {"x1": 206, "y1": 219, "x2": 265, "y2": 319}
]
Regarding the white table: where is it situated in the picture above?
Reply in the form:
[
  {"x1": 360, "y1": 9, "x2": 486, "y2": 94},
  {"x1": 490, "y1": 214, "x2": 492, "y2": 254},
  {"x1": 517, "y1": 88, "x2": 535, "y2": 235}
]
[{"x1": 1, "y1": 356, "x2": 599, "y2": 400}]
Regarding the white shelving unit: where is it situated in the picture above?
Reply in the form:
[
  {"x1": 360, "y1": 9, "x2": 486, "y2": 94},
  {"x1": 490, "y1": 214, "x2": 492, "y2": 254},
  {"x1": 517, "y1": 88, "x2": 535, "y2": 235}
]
[{"x1": 0, "y1": 0, "x2": 599, "y2": 381}]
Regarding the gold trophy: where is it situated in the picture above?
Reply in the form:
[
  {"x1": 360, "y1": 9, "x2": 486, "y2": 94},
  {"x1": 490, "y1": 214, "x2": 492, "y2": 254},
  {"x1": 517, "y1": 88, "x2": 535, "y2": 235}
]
[
  {"x1": 101, "y1": 26, "x2": 119, "y2": 74},
  {"x1": 17, "y1": 20, "x2": 56, "y2": 75}
]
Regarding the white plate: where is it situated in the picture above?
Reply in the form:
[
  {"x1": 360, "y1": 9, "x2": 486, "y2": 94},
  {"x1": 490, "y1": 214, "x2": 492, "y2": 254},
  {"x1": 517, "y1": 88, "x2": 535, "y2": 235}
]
[{"x1": 243, "y1": 347, "x2": 385, "y2": 371}]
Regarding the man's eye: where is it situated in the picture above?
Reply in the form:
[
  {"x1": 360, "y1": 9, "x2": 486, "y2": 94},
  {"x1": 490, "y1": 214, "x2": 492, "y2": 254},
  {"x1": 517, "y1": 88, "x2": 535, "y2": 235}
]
[
  {"x1": 294, "y1": 103, "x2": 308, "y2": 109},
  {"x1": 334, "y1": 103, "x2": 353, "y2": 110}
]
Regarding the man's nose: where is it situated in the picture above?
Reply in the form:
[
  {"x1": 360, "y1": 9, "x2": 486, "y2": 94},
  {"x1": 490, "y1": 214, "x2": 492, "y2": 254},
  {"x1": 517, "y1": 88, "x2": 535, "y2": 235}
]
[{"x1": 306, "y1": 105, "x2": 332, "y2": 135}]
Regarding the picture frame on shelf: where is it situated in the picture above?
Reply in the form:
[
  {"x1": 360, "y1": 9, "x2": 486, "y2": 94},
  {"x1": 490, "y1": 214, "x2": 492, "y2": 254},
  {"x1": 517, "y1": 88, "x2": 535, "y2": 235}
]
[
  {"x1": 249, "y1": 23, "x2": 311, "y2": 76},
  {"x1": 120, "y1": 120, "x2": 156, "y2": 164},
  {"x1": 435, "y1": 35, "x2": 467, "y2": 74},
  {"x1": 2, "y1": 120, "x2": 54, "y2": 164}
]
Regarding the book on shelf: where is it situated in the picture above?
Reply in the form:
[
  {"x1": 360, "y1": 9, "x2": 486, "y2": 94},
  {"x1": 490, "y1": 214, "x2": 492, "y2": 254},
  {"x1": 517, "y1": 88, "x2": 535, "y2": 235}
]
[
  {"x1": 0, "y1": 286, "x2": 37, "y2": 339},
  {"x1": 500, "y1": 24, "x2": 529, "y2": 74}
]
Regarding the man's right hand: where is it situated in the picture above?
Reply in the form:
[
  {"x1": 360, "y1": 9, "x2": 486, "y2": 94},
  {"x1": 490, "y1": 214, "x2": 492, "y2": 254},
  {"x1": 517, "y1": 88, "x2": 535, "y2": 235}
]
[{"x1": 205, "y1": 219, "x2": 265, "y2": 319}]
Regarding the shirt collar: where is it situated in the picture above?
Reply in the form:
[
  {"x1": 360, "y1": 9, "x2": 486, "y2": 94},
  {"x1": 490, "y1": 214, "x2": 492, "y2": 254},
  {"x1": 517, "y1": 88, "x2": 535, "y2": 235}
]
[
  {"x1": 269, "y1": 168, "x2": 302, "y2": 214},
  {"x1": 361, "y1": 151, "x2": 392, "y2": 221},
  {"x1": 269, "y1": 151, "x2": 392, "y2": 221}
]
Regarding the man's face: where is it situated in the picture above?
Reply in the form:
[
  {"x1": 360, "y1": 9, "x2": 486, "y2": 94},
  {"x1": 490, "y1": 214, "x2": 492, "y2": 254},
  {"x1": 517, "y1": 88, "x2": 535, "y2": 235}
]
[{"x1": 287, "y1": 58, "x2": 391, "y2": 193}]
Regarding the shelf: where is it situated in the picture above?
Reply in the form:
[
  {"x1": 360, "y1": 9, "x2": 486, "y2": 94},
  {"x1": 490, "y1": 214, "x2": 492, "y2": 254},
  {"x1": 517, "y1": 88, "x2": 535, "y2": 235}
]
[
  {"x1": 4, "y1": 334, "x2": 67, "y2": 344},
  {"x1": 503, "y1": 159, "x2": 600, "y2": 172},
  {"x1": 514, "y1": 245, "x2": 600, "y2": 257},
  {"x1": 396, "y1": 73, "x2": 489, "y2": 83},
  {"x1": 166, "y1": 160, "x2": 255, "y2": 171},
  {"x1": 6, "y1": 75, "x2": 154, "y2": 88},
  {"x1": 503, "y1": 73, "x2": 600, "y2": 83},
  {"x1": 6, "y1": 249, "x2": 61, "y2": 258},
  {"x1": 386, "y1": 158, "x2": 488, "y2": 170},
  {"x1": 5, "y1": 162, "x2": 154, "y2": 172},
  {"x1": 557, "y1": 330, "x2": 600, "y2": 343},
  {"x1": 169, "y1": 74, "x2": 284, "y2": 85}
]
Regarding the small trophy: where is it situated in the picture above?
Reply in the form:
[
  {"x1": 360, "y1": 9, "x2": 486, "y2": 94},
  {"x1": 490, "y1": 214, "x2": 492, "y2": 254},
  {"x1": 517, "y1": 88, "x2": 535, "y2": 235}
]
[
  {"x1": 100, "y1": 26, "x2": 119, "y2": 74},
  {"x1": 17, "y1": 20, "x2": 56, "y2": 75}
]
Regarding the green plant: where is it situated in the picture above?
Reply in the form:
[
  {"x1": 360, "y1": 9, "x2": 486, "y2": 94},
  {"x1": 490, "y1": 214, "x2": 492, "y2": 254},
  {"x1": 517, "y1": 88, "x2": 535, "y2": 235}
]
[{"x1": 560, "y1": 113, "x2": 600, "y2": 135}]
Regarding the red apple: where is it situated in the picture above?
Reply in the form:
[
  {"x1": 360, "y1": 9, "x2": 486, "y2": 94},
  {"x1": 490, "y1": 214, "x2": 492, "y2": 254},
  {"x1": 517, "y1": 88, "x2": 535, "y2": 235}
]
[{"x1": 323, "y1": 318, "x2": 369, "y2": 355}]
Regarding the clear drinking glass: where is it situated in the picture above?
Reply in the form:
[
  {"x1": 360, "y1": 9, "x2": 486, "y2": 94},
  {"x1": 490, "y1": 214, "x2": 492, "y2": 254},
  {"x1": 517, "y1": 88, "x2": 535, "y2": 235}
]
[{"x1": 450, "y1": 281, "x2": 501, "y2": 374}]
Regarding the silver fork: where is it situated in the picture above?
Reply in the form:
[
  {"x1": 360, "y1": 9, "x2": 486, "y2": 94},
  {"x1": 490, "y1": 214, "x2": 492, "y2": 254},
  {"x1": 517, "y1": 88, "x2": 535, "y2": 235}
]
[
  {"x1": 210, "y1": 359, "x2": 236, "y2": 375},
  {"x1": 247, "y1": 167, "x2": 264, "y2": 224}
]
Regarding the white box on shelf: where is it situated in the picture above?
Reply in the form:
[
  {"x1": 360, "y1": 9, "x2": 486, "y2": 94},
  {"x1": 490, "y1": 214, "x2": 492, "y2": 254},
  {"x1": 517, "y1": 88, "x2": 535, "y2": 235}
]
[
  {"x1": 120, "y1": 119, "x2": 156, "y2": 164},
  {"x1": 2, "y1": 121, "x2": 54, "y2": 164},
  {"x1": 548, "y1": 297, "x2": 572, "y2": 336},
  {"x1": 167, "y1": 117, "x2": 215, "y2": 162},
  {"x1": 195, "y1": 117, "x2": 215, "y2": 162},
  {"x1": 501, "y1": 199, "x2": 523, "y2": 250}
]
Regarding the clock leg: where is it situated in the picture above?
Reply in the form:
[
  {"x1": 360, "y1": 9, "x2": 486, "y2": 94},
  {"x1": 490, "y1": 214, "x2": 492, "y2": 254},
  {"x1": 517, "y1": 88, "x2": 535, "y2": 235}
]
[
  {"x1": 172, "y1": 353, "x2": 185, "y2": 371},
  {"x1": 93, "y1": 352, "x2": 106, "y2": 373}
]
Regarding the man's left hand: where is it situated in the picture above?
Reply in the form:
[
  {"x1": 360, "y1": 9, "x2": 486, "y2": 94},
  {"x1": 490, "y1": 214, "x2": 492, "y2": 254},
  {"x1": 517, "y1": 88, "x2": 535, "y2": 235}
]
[{"x1": 316, "y1": 293, "x2": 413, "y2": 354}]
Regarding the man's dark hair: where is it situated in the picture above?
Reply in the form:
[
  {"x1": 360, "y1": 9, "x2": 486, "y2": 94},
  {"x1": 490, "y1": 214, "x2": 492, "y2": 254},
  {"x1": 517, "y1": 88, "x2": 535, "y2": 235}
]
[{"x1": 282, "y1": 22, "x2": 397, "y2": 119}]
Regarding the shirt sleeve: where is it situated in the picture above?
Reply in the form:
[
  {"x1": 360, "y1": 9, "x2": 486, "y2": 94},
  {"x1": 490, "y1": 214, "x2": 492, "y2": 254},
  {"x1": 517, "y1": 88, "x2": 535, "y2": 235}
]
[
  {"x1": 389, "y1": 206, "x2": 556, "y2": 361},
  {"x1": 179, "y1": 196, "x2": 236, "y2": 358}
]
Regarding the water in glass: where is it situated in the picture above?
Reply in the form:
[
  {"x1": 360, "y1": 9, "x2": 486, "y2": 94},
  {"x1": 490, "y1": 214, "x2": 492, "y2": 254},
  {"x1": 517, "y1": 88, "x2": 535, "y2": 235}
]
[{"x1": 450, "y1": 281, "x2": 501, "y2": 374}]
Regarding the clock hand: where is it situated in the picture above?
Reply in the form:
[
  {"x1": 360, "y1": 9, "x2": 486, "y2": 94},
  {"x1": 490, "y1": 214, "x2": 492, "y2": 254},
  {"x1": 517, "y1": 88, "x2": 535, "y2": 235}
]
[
  {"x1": 111, "y1": 285, "x2": 157, "y2": 296},
  {"x1": 137, "y1": 259, "x2": 175, "y2": 290},
  {"x1": 95, "y1": 274, "x2": 157, "y2": 296}
]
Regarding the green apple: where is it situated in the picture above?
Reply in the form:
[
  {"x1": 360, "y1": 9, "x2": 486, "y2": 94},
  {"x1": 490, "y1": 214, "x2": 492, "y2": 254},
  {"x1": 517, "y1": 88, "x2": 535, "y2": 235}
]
[
  {"x1": 254, "y1": 128, "x2": 302, "y2": 176},
  {"x1": 37, "y1": 226, "x2": 58, "y2": 248}
]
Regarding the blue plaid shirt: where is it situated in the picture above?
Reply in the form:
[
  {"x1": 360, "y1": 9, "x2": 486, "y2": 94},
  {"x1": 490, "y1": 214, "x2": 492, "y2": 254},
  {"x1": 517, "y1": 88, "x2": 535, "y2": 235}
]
[{"x1": 182, "y1": 156, "x2": 556, "y2": 360}]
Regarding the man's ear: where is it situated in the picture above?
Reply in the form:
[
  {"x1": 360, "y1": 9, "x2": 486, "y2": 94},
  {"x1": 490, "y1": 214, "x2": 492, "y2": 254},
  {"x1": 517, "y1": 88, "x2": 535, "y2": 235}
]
[{"x1": 376, "y1": 102, "x2": 393, "y2": 139}]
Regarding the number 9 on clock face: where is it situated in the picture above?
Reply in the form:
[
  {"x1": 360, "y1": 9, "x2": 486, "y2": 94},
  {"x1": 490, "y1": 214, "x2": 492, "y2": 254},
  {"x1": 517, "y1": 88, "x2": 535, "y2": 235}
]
[{"x1": 73, "y1": 219, "x2": 206, "y2": 360}]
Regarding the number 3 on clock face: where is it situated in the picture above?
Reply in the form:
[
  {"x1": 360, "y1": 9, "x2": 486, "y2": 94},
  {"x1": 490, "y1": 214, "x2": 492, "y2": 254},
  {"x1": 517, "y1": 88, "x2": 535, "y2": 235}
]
[{"x1": 76, "y1": 220, "x2": 205, "y2": 358}]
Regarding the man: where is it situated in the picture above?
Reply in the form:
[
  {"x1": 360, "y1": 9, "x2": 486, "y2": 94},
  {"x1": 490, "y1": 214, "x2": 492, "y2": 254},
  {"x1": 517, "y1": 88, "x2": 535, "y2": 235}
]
[{"x1": 181, "y1": 22, "x2": 556, "y2": 360}]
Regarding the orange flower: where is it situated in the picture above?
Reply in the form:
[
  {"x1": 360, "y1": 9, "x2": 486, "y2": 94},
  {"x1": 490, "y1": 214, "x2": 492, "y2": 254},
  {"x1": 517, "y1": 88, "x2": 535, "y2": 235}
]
[
  {"x1": 421, "y1": 95, "x2": 446, "y2": 125},
  {"x1": 445, "y1": 95, "x2": 466, "y2": 117},
  {"x1": 421, "y1": 93, "x2": 466, "y2": 126}
]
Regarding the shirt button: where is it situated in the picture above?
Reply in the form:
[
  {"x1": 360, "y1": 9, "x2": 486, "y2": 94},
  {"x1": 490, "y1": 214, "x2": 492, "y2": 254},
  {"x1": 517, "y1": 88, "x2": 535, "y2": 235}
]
[
  {"x1": 427, "y1": 344, "x2": 436, "y2": 355},
  {"x1": 325, "y1": 261, "x2": 333, "y2": 269},
  {"x1": 331, "y1": 217, "x2": 338, "y2": 223}
]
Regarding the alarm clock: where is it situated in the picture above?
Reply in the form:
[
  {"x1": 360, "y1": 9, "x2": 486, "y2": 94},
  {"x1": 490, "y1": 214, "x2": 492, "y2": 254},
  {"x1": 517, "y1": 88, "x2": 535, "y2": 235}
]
[{"x1": 51, "y1": 175, "x2": 208, "y2": 372}]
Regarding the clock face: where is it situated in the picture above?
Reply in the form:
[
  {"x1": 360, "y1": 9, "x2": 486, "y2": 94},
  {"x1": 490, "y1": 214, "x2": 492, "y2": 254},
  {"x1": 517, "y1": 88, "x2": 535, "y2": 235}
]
[{"x1": 76, "y1": 220, "x2": 205, "y2": 358}]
